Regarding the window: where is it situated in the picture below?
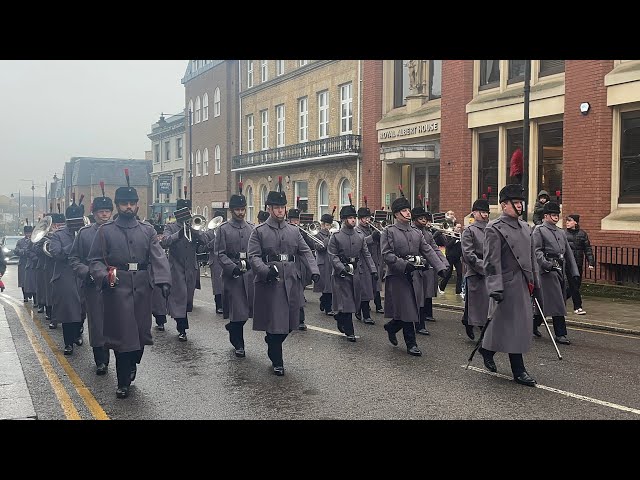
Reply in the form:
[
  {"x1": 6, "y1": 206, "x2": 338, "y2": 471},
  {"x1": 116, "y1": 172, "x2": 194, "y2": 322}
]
[
  {"x1": 176, "y1": 176, "x2": 182, "y2": 199},
  {"x1": 429, "y1": 60, "x2": 442, "y2": 99},
  {"x1": 508, "y1": 60, "x2": 526, "y2": 84},
  {"x1": 318, "y1": 181, "x2": 329, "y2": 218},
  {"x1": 154, "y1": 178, "x2": 160, "y2": 202},
  {"x1": 480, "y1": 60, "x2": 500, "y2": 90},
  {"x1": 214, "y1": 145, "x2": 221, "y2": 174},
  {"x1": 294, "y1": 181, "x2": 308, "y2": 212},
  {"x1": 195, "y1": 96, "x2": 201, "y2": 123},
  {"x1": 214, "y1": 88, "x2": 220, "y2": 117},
  {"x1": 540, "y1": 60, "x2": 565, "y2": 77},
  {"x1": 247, "y1": 60, "x2": 254, "y2": 88},
  {"x1": 620, "y1": 111, "x2": 640, "y2": 203},
  {"x1": 164, "y1": 141, "x2": 170, "y2": 161},
  {"x1": 506, "y1": 128, "x2": 523, "y2": 182},
  {"x1": 393, "y1": 60, "x2": 410, "y2": 108},
  {"x1": 339, "y1": 178, "x2": 352, "y2": 207},
  {"x1": 478, "y1": 131, "x2": 498, "y2": 204},
  {"x1": 261, "y1": 60, "x2": 268, "y2": 83},
  {"x1": 246, "y1": 185, "x2": 254, "y2": 221},
  {"x1": 261, "y1": 110, "x2": 269, "y2": 150},
  {"x1": 195, "y1": 150, "x2": 202, "y2": 176},
  {"x1": 276, "y1": 60, "x2": 284, "y2": 76},
  {"x1": 202, "y1": 93, "x2": 209, "y2": 120},
  {"x1": 340, "y1": 83, "x2": 353, "y2": 134},
  {"x1": 299, "y1": 60, "x2": 308, "y2": 67},
  {"x1": 176, "y1": 137, "x2": 183, "y2": 159},
  {"x1": 154, "y1": 143, "x2": 160, "y2": 163},
  {"x1": 259, "y1": 185, "x2": 268, "y2": 210},
  {"x1": 188, "y1": 100, "x2": 194, "y2": 125},
  {"x1": 276, "y1": 104, "x2": 285, "y2": 147},
  {"x1": 247, "y1": 114, "x2": 254, "y2": 152},
  {"x1": 537, "y1": 122, "x2": 564, "y2": 202},
  {"x1": 318, "y1": 90, "x2": 329, "y2": 139},
  {"x1": 298, "y1": 97, "x2": 308, "y2": 142},
  {"x1": 203, "y1": 148, "x2": 209, "y2": 176},
  {"x1": 203, "y1": 206, "x2": 208, "y2": 220}
]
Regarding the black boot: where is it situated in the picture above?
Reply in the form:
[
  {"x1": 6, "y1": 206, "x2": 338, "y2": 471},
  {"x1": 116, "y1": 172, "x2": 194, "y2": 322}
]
[
  {"x1": 479, "y1": 347, "x2": 496, "y2": 372},
  {"x1": 465, "y1": 324, "x2": 475, "y2": 340}
]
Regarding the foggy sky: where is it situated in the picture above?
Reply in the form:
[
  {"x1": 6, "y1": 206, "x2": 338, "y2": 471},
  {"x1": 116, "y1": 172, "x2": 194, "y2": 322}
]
[{"x1": 0, "y1": 60, "x2": 187, "y2": 197}]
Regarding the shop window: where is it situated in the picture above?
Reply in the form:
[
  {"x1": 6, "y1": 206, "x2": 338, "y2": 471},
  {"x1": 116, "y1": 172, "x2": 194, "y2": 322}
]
[
  {"x1": 478, "y1": 131, "x2": 499, "y2": 203},
  {"x1": 620, "y1": 111, "x2": 640, "y2": 203},
  {"x1": 537, "y1": 122, "x2": 564, "y2": 202}
]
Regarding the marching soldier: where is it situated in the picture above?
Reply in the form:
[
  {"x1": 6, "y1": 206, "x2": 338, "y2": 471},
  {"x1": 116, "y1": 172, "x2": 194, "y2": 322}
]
[
  {"x1": 44, "y1": 213, "x2": 65, "y2": 325},
  {"x1": 247, "y1": 176, "x2": 320, "y2": 376},
  {"x1": 460, "y1": 199, "x2": 490, "y2": 340},
  {"x1": 478, "y1": 184, "x2": 541, "y2": 386},
  {"x1": 151, "y1": 222, "x2": 169, "y2": 330},
  {"x1": 355, "y1": 197, "x2": 381, "y2": 324},
  {"x1": 381, "y1": 190, "x2": 447, "y2": 356},
  {"x1": 24, "y1": 223, "x2": 39, "y2": 305},
  {"x1": 328, "y1": 196, "x2": 377, "y2": 341},
  {"x1": 68, "y1": 182, "x2": 113, "y2": 374},
  {"x1": 411, "y1": 203, "x2": 449, "y2": 335},
  {"x1": 203, "y1": 209, "x2": 226, "y2": 314},
  {"x1": 532, "y1": 201, "x2": 580, "y2": 345},
  {"x1": 161, "y1": 197, "x2": 205, "y2": 341},
  {"x1": 215, "y1": 182, "x2": 255, "y2": 357},
  {"x1": 313, "y1": 208, "x2": 336, "y2": 316},
  {"x1": 257, "y1": 210, "x2": 269, "y2": 224},
  {"x1": 14, "y1": 224, "x2": 34, "y2": 302},
  {"x1": 88, "y1": 170, "x2": 171, "y2": 399},
  {"x1": 34, "y1": 215, "x2": 51, "y2": 314}
]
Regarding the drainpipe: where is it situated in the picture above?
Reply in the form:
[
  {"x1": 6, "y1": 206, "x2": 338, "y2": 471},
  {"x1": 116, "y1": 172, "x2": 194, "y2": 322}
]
[
  {"x1": 238, "y1": 60, "x2": 242, "y2": 193},
  {"x1": 356, "y1": 59, "x2": 362, "y2": 209}
]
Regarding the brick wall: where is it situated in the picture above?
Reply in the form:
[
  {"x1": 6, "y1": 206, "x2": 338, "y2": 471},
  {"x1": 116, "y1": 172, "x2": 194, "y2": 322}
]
[{"x1": 361, "y1": 60, "x2": 383, "y2": 210}]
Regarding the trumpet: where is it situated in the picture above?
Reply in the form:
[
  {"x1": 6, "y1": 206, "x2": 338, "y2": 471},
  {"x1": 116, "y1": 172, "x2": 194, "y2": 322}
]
[
  {"x1": 183, "y1": 214, "x2": 207, "y2": 241},
  {"x1": 430, "y1": 224, "x2": 461, "y2": 239}
]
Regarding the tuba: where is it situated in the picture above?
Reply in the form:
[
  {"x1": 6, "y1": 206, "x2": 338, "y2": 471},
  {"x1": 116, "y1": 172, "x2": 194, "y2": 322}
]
[
  {"x1": 207, "y1": 216, "x2": 224, "y2": 231},
  {"x1": 31, "y1": 216, "x2": 53, "y2": 257}
]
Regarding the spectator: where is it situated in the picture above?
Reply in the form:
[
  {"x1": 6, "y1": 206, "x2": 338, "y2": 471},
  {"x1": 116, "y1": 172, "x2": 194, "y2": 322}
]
[
  {"x1": 510, "y1": 147, "x2": 524, "y2": 184},
  {"x1": 532, "y1": 190, "x2": 550, "y2": 225},
  {"x1": 438, "y1": 223, "x2": 464, "y2": 296},
  {"x1": 564, "y1": 214, "x2": 595, "y2": 315}
]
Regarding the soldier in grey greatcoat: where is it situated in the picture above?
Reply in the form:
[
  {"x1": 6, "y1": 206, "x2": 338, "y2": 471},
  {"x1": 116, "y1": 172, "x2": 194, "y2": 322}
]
[
  {"x1": 215, "y1": 184, "x2": 255, "y2": 357},
  {"x1": 329, "y1": 204, "x2": 377, "y2": 341},
  {"x1": 24, "y1": 232, "x2": 39, "y2": 304},
  {"x1": 151, "y1": 223, "x2": 169, "y2": 330},
  {"x1": 459, "y1": 199, "x2": 490, "y2": 340},
  {"x1": 247, "y1": 179, "x2": 320, "y2": 376},
  {"x1": 203, "y1": 209, "x2": 226, "y2": 315},
  {"x1": 532, "y1": 201, "x2": 580, "y2": 345},
  {"x1": 313, "y1": 212, "x2": 335, "y2": 316},
  {"x1": 68, "y1": 188, "x2": 113, "y2": 375},
  {"x1": 411, "y1": 206, "x2": 449, "y2": 335},
  {"x1": 49, "y1": 202, "x2": 85, "y2": 355},
  {"x1": 88, "y1": 181, "x2": 171, "y2": 399},
  {"x1": 286, "y1": 205, "x2": 316, "y2": 330},
  {"x1": 14, "y1": 225, "x2": 33, "y2": 302},
  {"x1": 478, "y1": 184, "x2": 541, "y2": 387},
  {"x1": 44, "y1": 216, "x2": 66, "y2": 326},
  {"x1": 381, "y1": 194, "x2": 447, "y2": 357},
  {"x1": 35, "y1": 229, "x2": 49, "y2": 313},
  {"x1": 355, "y1": 203, "x2": 382, "y2": 324},
  {"x1": 161, "y1": 198, "x2": 206, "y2": 341}
]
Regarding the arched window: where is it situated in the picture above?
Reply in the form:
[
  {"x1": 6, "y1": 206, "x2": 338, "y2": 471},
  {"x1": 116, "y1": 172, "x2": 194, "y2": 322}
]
[
  {"x1": 246, "y1": 185, "x2": 254, "y2": 222},
  {"x1": 195, "y1": 150, "x2": 202, "y2": 176},
  {"x1": 214, "y1": 87, "x2": 221, "y2": 117},
  {"x1": 214, "y1": 145, "x2": 221, "y2": 174},
  {"x1": 203, "y1": 148, "x2": 209, "y2": 175},
  {"x1": 318, "y1": 181, "x2": 329, "y2": 218},
  {"x1": 339, "y1": 178, "x2": 352, "y2": 207},
  {"x1": 194, "y1": 206, "x2": 201, "y2": 214},
  {"x1": 203, "y1": 206, "x2": 208, "y2": 220},
  {"x1": 195, "y1": 96, "x2": 201, "y2": 123},
  {"x1": 188, "y1": 99, "x2": 194, "y2": 125},
  {"x1": 202, "y1": 93, "x2": 209, "y2": 121},
  {"x1": 259, "y1": 185, "x2": 268, "y2": 210}
]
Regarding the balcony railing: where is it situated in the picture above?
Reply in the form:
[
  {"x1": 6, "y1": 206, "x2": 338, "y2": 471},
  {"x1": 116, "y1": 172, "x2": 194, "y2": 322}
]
[
  {"x1": 232, "y1": 134, "x2": 361, "y2": 171},
  {"x1": 583, "y1": 245, "x2": 640, "y2": 287}
]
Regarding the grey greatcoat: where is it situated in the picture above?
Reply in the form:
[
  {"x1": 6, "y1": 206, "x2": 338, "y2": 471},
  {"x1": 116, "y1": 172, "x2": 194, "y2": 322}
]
[
  {"x1": 49, "y1": 227, "x2": 82, "y2": 324},
  {"x1": 215, "y1": 218, "x2": 255, "y2": 322},
  {"x1": 88, "y1": 215, "x2": 171, "y2": 353},
  {"x1": 69, "y1": 223, "x2": 106, "y2": 347},
  {"x1": 415, "y1": 225, "x2": 449, "y2": 299},
  {"x1": 161, "y1": 222, "x2": 202, "y2": 318},
  {"x1": 355, "y1": 225, "x2": 378, "y2": 301},
  {"x1": 35, "y1": 245, "x2": 48, "y2": 306},
  {"x1": 15, "y1": 237, "x2": 30, "y2": 287},
  {"x1": 248, "y1": 216, "x2": 319, "y2": 334},
  {"x1": 312, "y1": 229, "x2": 332, "y2": 294},
  {"x1": 204, "y1": 229, "x2": 223, "y2": 296},
  {"x1": 481, "y1": 213, "x2": 540, "y2": 354},
  {"x1": 461, "y1": 220, "x2": 489, "y2": 327},
  {"x1": 381, "y1": 221, "x2": 446, "y2": 323},
  {"x1": 44, "y1": 253, "x2": 54, "y2": 307},
  {"x1": 358, "y1": 224, "x2": 383, "y2": 293},
  {"x1": 24, "y1": 241, "x2": 38, "y2": 294},
  {"x1": 532, "y1": 221, "x2": 579, "y2": 317},
  {"x1": 329, "y1": 226, "x2": 376, "y2": 313}
]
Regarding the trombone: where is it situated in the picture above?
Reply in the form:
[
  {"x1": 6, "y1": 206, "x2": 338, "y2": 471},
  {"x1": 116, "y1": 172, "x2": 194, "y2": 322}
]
[{"x1": 295, "y1": 223, "x2": 326, "y2": 248}]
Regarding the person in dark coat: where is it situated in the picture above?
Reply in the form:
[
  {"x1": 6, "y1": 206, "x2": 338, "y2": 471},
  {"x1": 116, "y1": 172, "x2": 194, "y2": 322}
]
[
  {"x1": 286, "y1": 201, "x2": 315, "y2": 331},
  {"x1": 203, "y1": 209, "x2": 226, "y2": 314},
  {"x1": 88, "y1": 175, "x2": 172, "y2": 399},
  {"x1": 460, "y1": 199, "x2": 490, "y2": 340},
  {"x1": 313, "y1": 210, "x2": 336, "y2": 316},
  {"x1": 161, "y1": 199, "x2": 206, "y2": 341},
  {"x1": 355, "y1": 199, "x2": 381, "y2": 324},
  {"x1": 532, "y1": 190, "x2": 550, "y2": 226},
  {"x1": 14, "y1": 225, "x2": 34, "y2": 302},
  {"x1": 247, "y1": 177, "x2": 320, "y2": 376},
  {"x1": 24, "y1": 228, "x2": 39, "y2": 305},
  {"x1": 478, "y1": 184, "x2": 541, "y2": 387},
  {"x1": 68, "y1": 183, "x2": 113, "y2": 374},
  {"x1": 329, "y1": 202, "x2": 377, "y2": 341},
  {"x1": 564, "y1": 214, "x2": 595, "y2": 315},
  {"x1": 49, "y1": 200, "x2": 85, "y2": 355},
  {"x1": 43, "y1": 217, "x2": 64, "y2": 324},
  {"x1": 215, "y1": 183, "x2": 255, "y2": 357},
  {"x1": 381, "y1": 192, "x2": 447, "y2": 357},
  {"x1": 438, "y1": 223, "x2": 464, "y2": 294},
  {"x1": 532, "y1": 201, "x2": 580, "y2": 344},
  {"x1": 257, "y1": 210, "x2": 269, "y2": 224},
  {"x1": 151, "y1": 223, "x2": 169, "y2": 330}
]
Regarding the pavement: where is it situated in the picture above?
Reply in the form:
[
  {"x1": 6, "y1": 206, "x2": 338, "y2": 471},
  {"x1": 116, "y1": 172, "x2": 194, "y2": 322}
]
[{"x1": 1, "y1": 268, "x2": 639, "y2": 420}]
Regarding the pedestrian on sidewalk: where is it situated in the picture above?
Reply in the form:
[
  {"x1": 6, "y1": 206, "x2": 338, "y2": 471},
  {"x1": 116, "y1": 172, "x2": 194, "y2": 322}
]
[
  {"x1": 532, "y1": 190, "x2": 550, "y2": 226},
  {"x1": 564, "y1": 214, "x2": 595, "y2": 315}
]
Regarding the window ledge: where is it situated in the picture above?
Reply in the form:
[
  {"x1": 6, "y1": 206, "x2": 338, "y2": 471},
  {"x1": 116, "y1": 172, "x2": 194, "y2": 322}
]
[{"x1": 601, "y1": 207, "x2": 640, "y2": 232}]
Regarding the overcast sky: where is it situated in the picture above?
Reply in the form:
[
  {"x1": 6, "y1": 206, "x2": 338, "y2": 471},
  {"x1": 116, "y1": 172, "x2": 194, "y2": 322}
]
[{"x1": 0, "y1": 60, "x2": 187, "y2": 197}]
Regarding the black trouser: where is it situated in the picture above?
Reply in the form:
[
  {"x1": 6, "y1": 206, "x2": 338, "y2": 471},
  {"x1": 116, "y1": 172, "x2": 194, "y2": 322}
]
[
  {"x1": 534, "y1": 314, "x2": 567, "y2": 337},
  {"x1": 374, "y1": 291, "x2": 383, "y2": 310},
  {"x1": 265, "y1": 333, "x2": 288, "y2": 368},
  {"x1": 299, "y1": 307, "x2": 305, "y2": 324},
  {"x1": 358, "y1": 301, "x2": 371, "y2": 320},
  {"x1": 45, "y1": 305, "x2": 52, "y2": 319},
  {"x1": 335, "y1": 312, "x2": 355, "y2": 336},
  {"x1": 481, "y1": 348, "x2": 526, "y2": 376},
  {"x1": 154, "y1": 314, "x2": 166, "y2": 326},
  {"x1": 320, "y1": 293, "x2": 332, "y2": 312},
  {"x1": 175, "y1": 316, "x2": 189, "y2": 333},
  {"x1": 22, "y1": 288, "x2": 28, "y2": 300},
  {"x1": 385, "y1": 319, "x2": 417, "y2": 348},
  {"x1": 62, "y1": 322, "x2": 82, "y2": 346},
  {"x1": 215, "y1": 294, "x2": 222, "y2": 311},
  {"x1": 417, "y1": 307, "x2": 428, "y2": 330},
  {"x1": 566, "y1": 270, "x2": 583, "y2": 310},
  {"x1": 226, "y1": 320, "x2": 246, "y2": 349},
  {"x1": 440, "y1": 256, "x2": 463, "y2": 293},
  {"x1": 93, "y1": 346, "x2": 110, "y2": 366},
  {"x1": 114, "y1": 349, "x2": 143, "y2": 388},
  {"x1": 462, "y1": 283, "x2": 469, "y2": 326},
  {"x1": 423, "y1": 298, "x2": 433, "y2": 319}
]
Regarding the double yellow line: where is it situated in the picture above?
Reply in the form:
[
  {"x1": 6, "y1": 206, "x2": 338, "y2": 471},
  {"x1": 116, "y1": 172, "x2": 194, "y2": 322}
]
[{"x1": 0, "y1": 294, "x2": 109, "y2": 420}]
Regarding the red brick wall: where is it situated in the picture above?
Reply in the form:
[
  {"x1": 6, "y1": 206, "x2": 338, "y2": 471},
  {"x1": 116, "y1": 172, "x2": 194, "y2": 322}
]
[
  {"x1": 564, "y1": 60, "x2": 640, "y2": 248},
  {"x1": 440, "y1": 60, "x2": 474, "y2": 218},
  {"x1": 361, "y1": 60, "x2": 383, "y2": 210}
]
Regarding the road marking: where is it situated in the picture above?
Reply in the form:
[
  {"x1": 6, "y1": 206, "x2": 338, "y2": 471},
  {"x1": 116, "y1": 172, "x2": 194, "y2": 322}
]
[
  {"x1": 464, "y1": 365, "x2": 640, "y2": 416},
  {"x1": 1, "y1": 294, "x2": 109, "y2": 420},
  {"x1": 566, "y1": 326, "x2": 640, "y2": 340},
  {"x1": 306, "y1": 325, "x2": 351, "y2": 336}
]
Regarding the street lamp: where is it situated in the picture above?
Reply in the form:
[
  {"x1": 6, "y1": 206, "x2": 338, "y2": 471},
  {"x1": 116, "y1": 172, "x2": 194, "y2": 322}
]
[
  {"x1": 10, "y1": 191, "x2": 21, "y2": 223},
  {"x1": 521, "y1": 60, "x2": 531, "y2": 222}
]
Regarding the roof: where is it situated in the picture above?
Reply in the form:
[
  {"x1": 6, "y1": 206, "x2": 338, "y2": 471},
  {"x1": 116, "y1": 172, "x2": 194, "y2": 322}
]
[{"x1": 68, "y1": 157, "x2": 152, "y2": 187}]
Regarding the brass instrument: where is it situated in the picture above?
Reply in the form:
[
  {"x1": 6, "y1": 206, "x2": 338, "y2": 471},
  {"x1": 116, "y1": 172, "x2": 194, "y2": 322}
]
[
  {"x1": 294, "y1": 224, "x2": 326, "y2": 248},
  {"x1": 66, "y1": 216, "x2": 90, "y2": 231},
  {"x1": 206, "y1": 216, "x2": 224, "y2": 231},
  {"x1": 329, "y1": 220, "x2": 341, "y2": 234},
  {"x1": 430, "y1": 224, "x2": 461, "y2": 239},
  {"x1": 31, "y1": 216, "x2": 54, "y2": 257}
]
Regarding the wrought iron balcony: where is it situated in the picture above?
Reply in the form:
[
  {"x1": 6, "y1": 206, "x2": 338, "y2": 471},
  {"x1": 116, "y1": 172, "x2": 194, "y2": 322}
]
[{"x1": 232, "y1": 134, "x2": 361, "y2": 172}]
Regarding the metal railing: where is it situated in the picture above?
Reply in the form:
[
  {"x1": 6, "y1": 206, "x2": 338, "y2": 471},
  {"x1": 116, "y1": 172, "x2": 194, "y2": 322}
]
[{"x1": 582, "y1": 245, "x2": 640, "y2": 287}]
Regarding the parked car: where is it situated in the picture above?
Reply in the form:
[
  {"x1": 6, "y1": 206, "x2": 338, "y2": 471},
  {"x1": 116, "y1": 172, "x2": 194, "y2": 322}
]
[{"x1": 1, "y1": 235, "x2": 23, "y2": 264}]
